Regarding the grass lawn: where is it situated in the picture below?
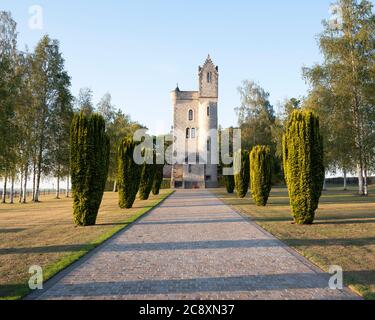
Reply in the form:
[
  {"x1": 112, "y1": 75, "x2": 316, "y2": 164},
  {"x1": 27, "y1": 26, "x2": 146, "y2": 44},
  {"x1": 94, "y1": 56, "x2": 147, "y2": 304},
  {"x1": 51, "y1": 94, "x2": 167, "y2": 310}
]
[
  {"x1": 0, "y1": 189, "x2": 173, "y2": 300},
  {"x1": 213, "y1": 185, "x2": 375, "y2": 300}
]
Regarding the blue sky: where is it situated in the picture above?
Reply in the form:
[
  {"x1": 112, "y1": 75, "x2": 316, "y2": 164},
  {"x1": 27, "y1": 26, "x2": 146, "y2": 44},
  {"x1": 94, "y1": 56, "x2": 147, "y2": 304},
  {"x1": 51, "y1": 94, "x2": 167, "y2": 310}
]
[{"x1": 0, "y1": 0, "x2": 353, "y2": 135}]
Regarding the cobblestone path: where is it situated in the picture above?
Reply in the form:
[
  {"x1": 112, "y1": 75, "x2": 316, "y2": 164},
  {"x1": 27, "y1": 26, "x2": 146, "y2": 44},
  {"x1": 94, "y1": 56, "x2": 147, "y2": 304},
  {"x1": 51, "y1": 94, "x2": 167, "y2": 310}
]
[{"x1": 28, "y1": 190, "x2": 359, "y2": 300}]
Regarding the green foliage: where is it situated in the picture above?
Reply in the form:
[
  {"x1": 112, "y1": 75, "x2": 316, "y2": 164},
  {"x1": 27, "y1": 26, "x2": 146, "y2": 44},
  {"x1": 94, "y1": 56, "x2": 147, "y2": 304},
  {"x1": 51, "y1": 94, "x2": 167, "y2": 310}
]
[
  {"x1": 250, "y1": 145, "x2": 273, "y2": 206},
  {"x1": 0, "y1": 11, "x2": 19, "y2": 180},
  {"x1": 70, "y1": 112, "x2": 110, "y2": 226},
  {"x1": 234, "y1": 150, "x2": 250, "y2": 198},
  {"x1": 106, "y1": 110, "x2": 144, "y2": 189},
  {"x1": 152, "y1": 164, "x2": 164, "y2": 195},
  {"x1": 117, "y1": 138, "x2": 142, "y2": 208},
  {"x1": 235, "y1": 80, "x2": 275, "y2": 152},
  {"x1": 224, "y1": 174, "x2": 235, "y2": 194},
  {"x1": 283, "y1": 110, "x2": 324, "y2": 225},
  {"x1": 139, "y1": 148, "x2": 156, "y2": 200}
]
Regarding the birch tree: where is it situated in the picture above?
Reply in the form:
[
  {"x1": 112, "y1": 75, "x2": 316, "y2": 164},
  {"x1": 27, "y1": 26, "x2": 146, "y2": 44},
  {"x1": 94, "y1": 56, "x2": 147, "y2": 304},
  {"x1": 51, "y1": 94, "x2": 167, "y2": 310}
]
[
  {"x1": 304, "y1": 0, "x2": 375, "y2": 195},
  {"x1": 31, "y1": 35, "x2": 72, "y2": 202}
]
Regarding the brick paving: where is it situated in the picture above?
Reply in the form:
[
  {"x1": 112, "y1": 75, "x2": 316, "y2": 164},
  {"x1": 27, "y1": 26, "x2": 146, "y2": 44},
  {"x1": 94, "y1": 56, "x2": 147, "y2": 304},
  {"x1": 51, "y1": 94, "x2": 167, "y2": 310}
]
[{"x1": 27, "y1": 190, "x2": 359, "y2": 300}]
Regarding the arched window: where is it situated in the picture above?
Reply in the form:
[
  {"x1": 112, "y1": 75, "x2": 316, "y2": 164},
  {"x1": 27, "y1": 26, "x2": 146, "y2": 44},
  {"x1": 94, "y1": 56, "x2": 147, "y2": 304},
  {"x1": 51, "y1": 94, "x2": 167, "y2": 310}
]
[
  {"x1": 191, "y1": 128, "x2": 196, "y2": 139},
  {"x1": 188, "y1": 109, "x2": 193, "y2": 121},
  {"x1": 186, "y1": 128, "x2": 190, "y2": 139}
]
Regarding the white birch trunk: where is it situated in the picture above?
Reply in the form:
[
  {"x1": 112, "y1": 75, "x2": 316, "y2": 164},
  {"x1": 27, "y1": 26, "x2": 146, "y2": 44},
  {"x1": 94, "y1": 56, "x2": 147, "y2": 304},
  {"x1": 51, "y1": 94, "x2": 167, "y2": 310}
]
[
  {"x1": 357, "y1": 163, "x2": 364, "y2": 195},
  {"x1": 56, "y1": 176, "x2": 60, "y2": 199},
  {"x1": 10, "y1": 176, "x2": 14, "y2": 204},
  {"x1": 32, "y1": 162, "x2": 36, "y2": 201},
  {"x1": 66, "y1": 175, "x2": 70, "y2": 198},
  {"x1": 364, "y1": 166, "x2": 368, "y2": 196},
  {"x1": 19, "y1": 173, "x2": 23, "y2": 203},
  {"x1": 2, "y1": 176, "x2": 7, "y2": 203},
  {"x1": 23, "y1": 166, "x2": 28, "y2": 204}
]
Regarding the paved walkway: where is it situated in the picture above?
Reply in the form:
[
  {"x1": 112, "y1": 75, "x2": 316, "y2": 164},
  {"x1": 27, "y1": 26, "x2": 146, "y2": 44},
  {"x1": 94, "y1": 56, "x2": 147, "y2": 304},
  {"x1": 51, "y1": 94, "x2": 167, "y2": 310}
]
[{"x1": 28, "y1": 190, "x2": 358, "y2": 300}]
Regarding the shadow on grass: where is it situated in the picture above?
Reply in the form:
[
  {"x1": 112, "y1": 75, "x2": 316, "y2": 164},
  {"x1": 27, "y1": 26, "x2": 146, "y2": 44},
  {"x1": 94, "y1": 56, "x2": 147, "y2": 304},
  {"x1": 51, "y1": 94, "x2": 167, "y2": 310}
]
[
  {"x1": 250, "y1": 213, "x2": 375, "y2": 225},
  {"x1": 0, "y1": 283, "x2": 29, "y2": 300},
  {"x1": 0, "y1": 244, "x2": 89, "y2": 255},
  {"x1": 0, "y1": 228, "x2": 26, "y2": 233},
  {"x1": 284, "y1": 237, "x2": 375, "y2": 247}
]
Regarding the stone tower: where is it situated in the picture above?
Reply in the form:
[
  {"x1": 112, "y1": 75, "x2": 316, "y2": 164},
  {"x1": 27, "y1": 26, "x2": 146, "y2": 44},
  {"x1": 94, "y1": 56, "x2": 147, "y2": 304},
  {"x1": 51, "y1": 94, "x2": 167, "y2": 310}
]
[{"x1": 171, "y1": 55, "x2": 219, "y2": 189}]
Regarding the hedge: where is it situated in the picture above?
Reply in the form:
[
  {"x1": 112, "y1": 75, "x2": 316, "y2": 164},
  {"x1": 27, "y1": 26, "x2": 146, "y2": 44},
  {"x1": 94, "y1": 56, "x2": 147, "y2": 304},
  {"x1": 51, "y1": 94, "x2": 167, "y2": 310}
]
[
  {"x1": 250, "y1": 145, "x2": 273, "y2": 206},
  {"x1": 152, "y1": 164, "x2": 164, "y2": 195},
  {"x1": 283, "y1": 110, "x2": 324, "y2": 224},
  {"x1": 138, "y1": 148, "x2": 156, "y2": 200},
  {"x1": 70, "y1": 112, "x2": 110, "y2": 226},
  {"x1": 224, "y1": 174, "x2": 235, "y2": 194},
  {"x1": 117, "y1": 138, "x2": 142, "y2": 209},
  {"x1": 234, "y1": 150, "x2": 250, "y2": 198}
]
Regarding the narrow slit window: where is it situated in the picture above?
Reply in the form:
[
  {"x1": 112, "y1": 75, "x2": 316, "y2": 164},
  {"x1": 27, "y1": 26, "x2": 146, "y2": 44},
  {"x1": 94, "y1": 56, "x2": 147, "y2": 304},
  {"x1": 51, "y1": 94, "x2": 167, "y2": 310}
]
[
  {"x1": 186, "y1": 128, "x2": 190, "y2": 139},
  {"x1": 188, "y1": 109, "x2": 193, "y2": 121},
  {"x1": 207, "y1": 106, "x2": 210, "y2": 116}
]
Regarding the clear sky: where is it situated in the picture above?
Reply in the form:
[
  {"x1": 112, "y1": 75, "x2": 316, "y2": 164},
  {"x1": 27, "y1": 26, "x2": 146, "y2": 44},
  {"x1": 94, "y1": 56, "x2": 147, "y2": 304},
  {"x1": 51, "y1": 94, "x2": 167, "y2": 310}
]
[{"x1": 0, "y1": 0, "x2": 355, "y2": 135}]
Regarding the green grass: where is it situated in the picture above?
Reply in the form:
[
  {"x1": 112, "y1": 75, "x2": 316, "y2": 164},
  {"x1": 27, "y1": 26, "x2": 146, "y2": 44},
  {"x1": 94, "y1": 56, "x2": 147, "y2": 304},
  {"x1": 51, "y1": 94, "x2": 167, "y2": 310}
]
[
  {"x1": 213, "y1": 184, "x2": 375, "y2": 300},
  {"x1": 0, "y1": 190, "x2": 174, "y2": 300}
]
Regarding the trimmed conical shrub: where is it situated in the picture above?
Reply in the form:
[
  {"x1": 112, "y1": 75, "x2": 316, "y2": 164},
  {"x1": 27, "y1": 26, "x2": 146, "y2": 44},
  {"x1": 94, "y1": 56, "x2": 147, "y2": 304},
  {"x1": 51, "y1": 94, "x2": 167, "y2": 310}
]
[
  {"x1": 139, "y1": 148, "x2": 156, "y2": 200},
  {"x1": 70, "y1": 112, "x2": 110, "y2": 226},
  {"x1": 234, "y1": 150, "x2": 250, "y2": 198},
  {"x1": 224, "y1": 173, "x2": 235, "y2": 194},
  {"x1": 250, "y1": 145, "x2": 273, "y2": 206},
  {"x1": 283, "y1": 110, "x2": 324, "y2": 225},
  {"x1": 117, "y1": 138, "x2": 142, "y2": 209},
  {"x1": 152, "y1": 164, "x2": 164, "y2": 195}
]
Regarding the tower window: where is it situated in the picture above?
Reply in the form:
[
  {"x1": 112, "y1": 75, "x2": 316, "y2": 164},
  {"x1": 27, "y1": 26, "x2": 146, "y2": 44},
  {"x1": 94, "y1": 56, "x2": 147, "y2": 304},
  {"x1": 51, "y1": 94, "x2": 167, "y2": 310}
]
[
  {"x1": 186, "y1": 128, "x2": 190, "y2": 139},
  {"x1": 188, "y1": 109, "x2": 193, "y2": 121},
  {"x1": 207, "y1": 72, "x2": 212, "y2": 83},
  {"x1": 207, "y1": 138, "x2": 211, "y2": 152},
  {"x1": 191, "y1": 128, "x2": 196, "y2": 139},
  {"x1": 207, "y1": 106, "x2": 210, "y2": 116}
]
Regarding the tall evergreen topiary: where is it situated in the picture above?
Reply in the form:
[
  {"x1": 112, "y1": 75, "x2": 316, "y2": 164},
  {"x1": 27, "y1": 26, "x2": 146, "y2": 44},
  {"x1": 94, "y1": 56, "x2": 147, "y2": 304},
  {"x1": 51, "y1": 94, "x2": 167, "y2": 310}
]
[
  {"x1": 234, "y1": 150, "x2": 250, "y2": 198},
  {"x1": 70, "y1": 112, "x2": 110, "y2": 226},
  {"x1": 283, "y1": 110, "x2": 324, "y2": 225},
  {"x1": 117, "y1": 138, "x2": 142, "y2": 209},
  {"x1": 224, "y1": 173, "x2": 235, "y2": 194},
  {"x1": 139, "y1": 148, "x2": 156, "y2": 200},
  {"x1": 250, "y1": 145, "x2": 273, "y2": 206},
  {"x1": 152, "y1": 164, "x2": 164, "y2": 195}
]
